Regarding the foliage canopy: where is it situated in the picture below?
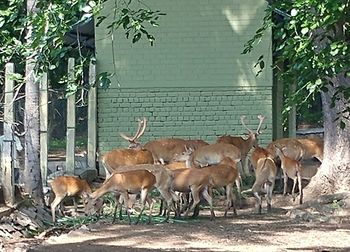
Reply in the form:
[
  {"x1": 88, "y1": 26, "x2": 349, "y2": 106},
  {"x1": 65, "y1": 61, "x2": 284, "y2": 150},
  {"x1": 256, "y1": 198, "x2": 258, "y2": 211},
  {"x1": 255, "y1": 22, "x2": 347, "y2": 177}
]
[
  {"x1": 244, "y1": 0, "x2": 350, "y2": 127},
  {"x1": 0, "y1": 0, "x2": 165, "y2": 94}
]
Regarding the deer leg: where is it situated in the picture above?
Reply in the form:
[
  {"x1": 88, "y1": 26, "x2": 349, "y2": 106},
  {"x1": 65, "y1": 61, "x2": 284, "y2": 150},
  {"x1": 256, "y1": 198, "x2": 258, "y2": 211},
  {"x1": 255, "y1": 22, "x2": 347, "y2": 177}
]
[
  {"x1": 184, "y1": 186, "x2": 201, "y2": 218},
  {"x1": 72, "y1": 197, "x2": 78, "y2": 213},
  {"x1": 224, "y1": 185, "x2": 232, "y2": 217},
  {"x1": 201, "y1": 187, "x2": 215, "y2": 221},
  {"x1": 235, "y1": 177, "x2": 242, "y2": 208},
  {"x1": 51, "y1": 195, "x2": 65, "y2": 223},
  {"x1": 298, "y1": 172, "x2": 303, "y2": 204},
  {"x1": 121, "y1": 192, "x2": 132, "y2": 225},
  {"x1": 283, "y1": 170, "x2": 288, "y2": 196},
  {"x1": 158, "y1": 199, "x2": 164, "y2": 216},
  {"x1": 146, "y1": 196, "x2": 154, "y2": 224},
  {"x1": 112, "y1": 194, "x2": 122, "y2": 223},
  {"x1": 267, "y1": 180, "x2": 275, "y2": 213},
  {"x1": 135, "y1": 188, "x2": 149, "y2": 225},
  {"x1": 291, "y1": 177, "x2": 297, "y2": 202},
  {"x1": 236, "y1": 161, "x2": 245, "y2": 182},
  {"x1": 253, "y1": 191, "x2": 262, "y2": 214}
]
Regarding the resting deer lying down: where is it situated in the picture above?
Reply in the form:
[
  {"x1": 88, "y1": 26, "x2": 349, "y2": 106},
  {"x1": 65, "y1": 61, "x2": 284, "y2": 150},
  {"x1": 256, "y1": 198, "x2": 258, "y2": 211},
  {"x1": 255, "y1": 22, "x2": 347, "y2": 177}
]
[
  {"x1": 250, "y1": 146, "x2": 277, "y2": 213},
  {"x1": 274, "y1": 145, "x2": 303, "y2": 204},
  {"x1": 48, "y1": 176, "x2": 92, "y2": 223}
]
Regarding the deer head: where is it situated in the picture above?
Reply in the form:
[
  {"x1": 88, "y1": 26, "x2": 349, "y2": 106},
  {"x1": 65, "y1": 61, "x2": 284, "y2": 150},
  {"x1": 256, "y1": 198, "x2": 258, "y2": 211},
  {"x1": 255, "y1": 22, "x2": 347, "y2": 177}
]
[
  {"x1": 120, "y1": 117, "x2": 147, "y2": 149},
  {"x1": 240, "y1": 115, "x2": 265, "y2": 147}
]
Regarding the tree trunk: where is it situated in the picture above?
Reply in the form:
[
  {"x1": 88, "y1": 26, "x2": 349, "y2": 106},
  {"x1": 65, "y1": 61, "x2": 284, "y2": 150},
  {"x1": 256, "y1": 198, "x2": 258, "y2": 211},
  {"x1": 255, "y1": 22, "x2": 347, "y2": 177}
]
[
  {"x1": 24, "y1": 0, "x2": 44, "y2": 205},
  {"x1": 303, "y1": 75, "x2": 350, "y2": 201}
]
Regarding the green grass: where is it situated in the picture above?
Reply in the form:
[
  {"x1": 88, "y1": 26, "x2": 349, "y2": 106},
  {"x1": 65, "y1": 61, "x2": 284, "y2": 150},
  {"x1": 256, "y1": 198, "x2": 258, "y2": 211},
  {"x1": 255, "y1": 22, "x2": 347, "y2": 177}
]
[{"x1": 49, "y1": 137, "x2": 87, "y2": 151}]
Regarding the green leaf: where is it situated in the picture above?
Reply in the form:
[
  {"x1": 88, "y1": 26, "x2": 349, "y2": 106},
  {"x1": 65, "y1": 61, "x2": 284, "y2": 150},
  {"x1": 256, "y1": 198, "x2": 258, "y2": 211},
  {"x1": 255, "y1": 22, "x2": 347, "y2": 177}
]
[
  {"x1": 340, "y1": 120, "x2": 346, "y2": 129},
  {"x1": 301, "y1": 27, "x2": 309, "y2": 35},
  {"x1": 132, "y1": 32, "x2": 141, "y2": 43},
  {"x1": 259, "y1": 60, "x2": 265, "y2": 70}
]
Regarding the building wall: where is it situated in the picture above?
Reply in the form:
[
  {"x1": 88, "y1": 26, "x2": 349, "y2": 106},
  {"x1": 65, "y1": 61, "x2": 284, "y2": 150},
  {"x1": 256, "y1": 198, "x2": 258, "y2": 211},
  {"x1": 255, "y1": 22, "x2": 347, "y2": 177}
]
[{"x1": 96, "y1": 0, "x2": 273, "y2": 153}]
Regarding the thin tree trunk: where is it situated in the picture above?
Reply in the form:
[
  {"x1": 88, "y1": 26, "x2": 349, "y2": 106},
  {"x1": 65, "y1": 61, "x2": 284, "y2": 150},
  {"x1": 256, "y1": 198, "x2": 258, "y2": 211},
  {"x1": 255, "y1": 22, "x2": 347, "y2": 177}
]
[
  {"x1": 24, "y1": 0, "x2": 44, "y2": 205},
  {"x1": 303, "y1": 75, "x2": 350, "y2": 200}
]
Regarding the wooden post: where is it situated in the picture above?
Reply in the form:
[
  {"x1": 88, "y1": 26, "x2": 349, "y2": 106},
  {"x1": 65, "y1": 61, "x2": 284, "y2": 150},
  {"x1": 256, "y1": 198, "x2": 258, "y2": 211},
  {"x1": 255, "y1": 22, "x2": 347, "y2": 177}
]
[
  {"x1": 1, "y1": 63, "x2": 15, "y2": 206},
  {"x1": 87, "y1": 62, "x2": 97, "y2": 172},
  {"x1": 272, "y1": 62, "x2": 284, "y2": 140},
  {"x1": 288, "y1": 82, "x2": 297, "y2": 138},
  {"x1": 66, "y1": 58, "x2": 76, "y2": 175},
  {"x1": 39, "y1": 73, "x2": 48, "y2": 185}
]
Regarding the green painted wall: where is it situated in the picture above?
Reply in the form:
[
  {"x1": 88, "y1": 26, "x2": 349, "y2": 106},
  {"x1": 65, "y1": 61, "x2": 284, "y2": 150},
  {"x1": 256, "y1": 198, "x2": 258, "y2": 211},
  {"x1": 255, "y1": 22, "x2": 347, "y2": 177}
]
[{"x1": 95, "y1": 0, "x2": 273, "y2": 152}]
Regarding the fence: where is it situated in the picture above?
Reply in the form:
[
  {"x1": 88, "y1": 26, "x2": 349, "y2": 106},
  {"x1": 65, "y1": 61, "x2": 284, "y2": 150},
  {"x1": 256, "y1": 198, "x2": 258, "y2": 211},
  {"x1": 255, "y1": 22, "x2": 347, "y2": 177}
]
[{"x1": 1, "y1": 59, "x2": 97, "y2": 205}]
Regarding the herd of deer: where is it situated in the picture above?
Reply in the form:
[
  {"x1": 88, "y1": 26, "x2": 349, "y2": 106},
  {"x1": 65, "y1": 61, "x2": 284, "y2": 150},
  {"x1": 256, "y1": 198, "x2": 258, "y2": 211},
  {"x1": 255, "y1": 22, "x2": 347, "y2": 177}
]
[{"x1": 48, "y1": 116, "x2": 324, "y2": 223}]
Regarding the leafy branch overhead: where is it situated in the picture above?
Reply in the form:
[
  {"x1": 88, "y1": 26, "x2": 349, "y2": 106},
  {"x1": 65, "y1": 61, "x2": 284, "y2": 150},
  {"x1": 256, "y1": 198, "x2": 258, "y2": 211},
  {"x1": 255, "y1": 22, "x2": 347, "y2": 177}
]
[
  {"x1": 0, "y1": 0, "x2": 165, "y2": 93},
  {"x1": 243, "y1": 0, "x2": 350, "y2": 127}
]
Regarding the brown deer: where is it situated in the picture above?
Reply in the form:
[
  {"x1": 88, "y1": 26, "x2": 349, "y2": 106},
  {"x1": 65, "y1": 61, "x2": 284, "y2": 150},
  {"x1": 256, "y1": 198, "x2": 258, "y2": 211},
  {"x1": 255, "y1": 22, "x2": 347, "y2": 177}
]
[
  {"x1": 171, "y1": 168, "x2": 215, "y2": 219},
  {"x1": 202, "y1": 157, "x2": 240, "y2": 217},
  {"x1": 48, "y1": 176, "x2": 93, "y2": 222},
  {"x1": 250, "y1": 146, "x2": 277, "y2": 213},
  {"x1": 90, "y1": 163, "x2": 178, "y2": 222},
  {"x1": 267, "y1": 137, "x2": 323, "y2": 163},
  {"x1": 266, "y1": 138, "x2": 304, "y2": 161},
  {"x1": 101, "y1": 117, "x2": 154, "y2": 178},
  {"x1": 143, "y1": 138, "x2": 209, "y2": 165},
  {"x1": 296, "y1": 137, "x2": 323, "y2": 162},
  {"x1": 84, "y1": 169, "x2": 157, "y2": 224},
  {"x1": 274, "y1": 145, "x2": 303, "y2": 204},
  {"x1": 217, "y1": 115, "x2": 265, "y2": 176}
]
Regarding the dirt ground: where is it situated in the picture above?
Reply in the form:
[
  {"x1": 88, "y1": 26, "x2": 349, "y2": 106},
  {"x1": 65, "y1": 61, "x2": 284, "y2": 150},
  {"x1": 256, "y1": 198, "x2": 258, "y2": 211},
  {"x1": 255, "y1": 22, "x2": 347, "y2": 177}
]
[{"x1": 2, "y1": 194, "x2": 350, "y2": 252}]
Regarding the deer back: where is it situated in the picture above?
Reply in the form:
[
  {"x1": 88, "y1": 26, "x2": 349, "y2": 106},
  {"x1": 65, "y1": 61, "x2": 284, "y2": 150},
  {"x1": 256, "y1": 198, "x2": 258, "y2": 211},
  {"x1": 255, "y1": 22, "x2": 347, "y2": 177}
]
[
  {"x1": 296, "y1": 137, "x2": 324, "y2": 161},
  {"x1": 143, "y1": 138, "x2": 188, "y2": 163},
  {"x1": 217, "y1": 134, "x2": 257, "y2": 156},
  {"x1": 192, "y1": 143, "x2": 241, "y2": 168},
  {"x1": 251, "y1": 146, "x2": 273, "y2": 170},
  {"x1": 172, "y1": 168, "x2": 210, "y2": 193},
  {"x1": 101, "y1": 148, "x2": 154, "y2": 174},
  {"x1": 267, "y1": 138, "x2": 304, "y2": 161},
  {"x1": 201, "y1": 157, "x2": 239, "y2": 187},
  {"x1": 49, "y1": 176, "x2": 92, "y2": 197}
]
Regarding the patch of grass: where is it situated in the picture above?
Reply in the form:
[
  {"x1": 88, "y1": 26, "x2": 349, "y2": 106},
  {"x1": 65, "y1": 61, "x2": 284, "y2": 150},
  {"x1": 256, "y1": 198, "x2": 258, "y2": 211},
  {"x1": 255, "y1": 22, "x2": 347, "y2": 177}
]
[{"x1": 49, "y1": 137, "x2": 87, "y2": 151}]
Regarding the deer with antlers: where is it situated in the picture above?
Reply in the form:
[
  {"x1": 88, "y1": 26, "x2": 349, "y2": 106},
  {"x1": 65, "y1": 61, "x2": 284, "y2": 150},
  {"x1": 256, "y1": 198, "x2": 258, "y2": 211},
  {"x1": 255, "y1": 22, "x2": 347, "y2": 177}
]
[
  {"x1": 217, "y1": 115, "x2": 265, "y2": 176},
  {"x1": 101, "y1": 117, "x2": 154, "y2": 179}
]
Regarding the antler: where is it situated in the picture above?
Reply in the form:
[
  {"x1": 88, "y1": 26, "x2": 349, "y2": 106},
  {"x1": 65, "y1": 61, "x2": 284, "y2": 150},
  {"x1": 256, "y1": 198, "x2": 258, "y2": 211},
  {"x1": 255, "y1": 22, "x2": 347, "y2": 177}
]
[
  {"x1": 120, "y1": 117, "x2": 147, "y2": 143},
  {"x1": 256, "y1": 115, "x2": 265, "y2": 135},
  {"x1": 240, "y1": 115, "x2": 253, "y2": 134}
]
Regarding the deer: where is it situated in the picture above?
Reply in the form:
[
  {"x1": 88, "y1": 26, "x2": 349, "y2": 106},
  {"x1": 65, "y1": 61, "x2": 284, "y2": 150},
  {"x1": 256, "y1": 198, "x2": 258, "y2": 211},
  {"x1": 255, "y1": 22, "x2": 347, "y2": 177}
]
[
  {"x1": 48, "y1": 176, "x2": 93, "y2": 223},
  {"x1": 274, "y1": 145, "x2": 303, "y2": 204},
  {"x1": 296, "y1": 137, "x2": 324, "y2": 162},
  {"x1": 173, "y1": 147, "x2": 241, "y2": 215},
  {"x1": 92, "y1": 164, "x2": 179, "y2": 221},
  {"x1": 174, "y1": 143, "x2": 241, "y2": 169},
  {"x1": 143, "y1": 138, "x2": 209, "y2": 165},
  {"x1": 266, "y1": 138, "x2": 304, "y2": 161},
  {"x1": 267, "y1": 137, "x2": 323, "y2": 163},
  {"x1": 250, "y1": 146, "x2": 277, "y2": 214},
  {"x1": 84, "y1": 169, "x2": 157, "y2": 224},
  {"x1": 201, "y1": 157, "x2": 241, "y2": 218},
  {"x1": 171, "y1": 167, "x2": 215, "y2": 219},
  {"x1": 217, "y1": 115, "x2": 265, "y2": 177},
  {"x1": 101, "y1": 117, "x2": 154, "y2": 179}
]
